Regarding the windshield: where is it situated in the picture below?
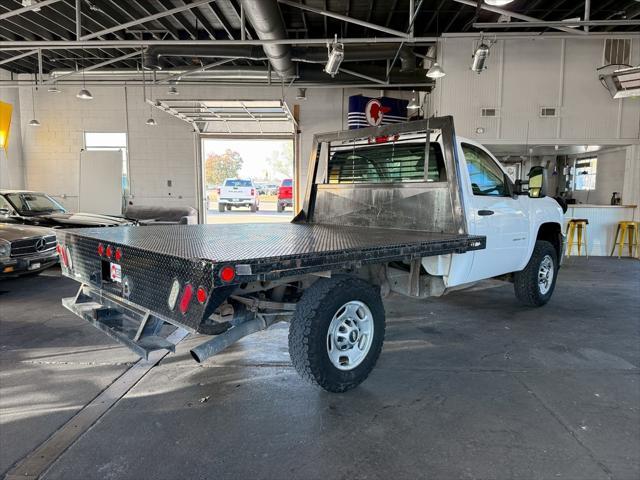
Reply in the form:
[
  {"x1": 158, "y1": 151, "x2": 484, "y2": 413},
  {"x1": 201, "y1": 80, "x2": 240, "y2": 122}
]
[
  {"x1": 5, "y1": 193, "x2": 66, "y2": 215},
  {"x1": 224, "y1": 179, "x2": 252, "y2": 187}
]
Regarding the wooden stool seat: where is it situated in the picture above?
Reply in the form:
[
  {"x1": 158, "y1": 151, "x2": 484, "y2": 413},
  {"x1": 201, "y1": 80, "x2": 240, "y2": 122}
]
[{"x1": 610, "y1": 221, "x2": 639, "y2": 258}]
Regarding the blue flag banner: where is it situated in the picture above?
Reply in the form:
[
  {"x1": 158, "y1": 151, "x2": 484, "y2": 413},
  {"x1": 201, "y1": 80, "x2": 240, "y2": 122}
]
[{"x1": 347, "y1": 95, "x2": 408, "y2": 129}]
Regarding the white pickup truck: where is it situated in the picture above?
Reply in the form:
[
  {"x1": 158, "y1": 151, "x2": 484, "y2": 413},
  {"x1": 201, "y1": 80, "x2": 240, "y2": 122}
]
[
  {"x1": 217, "y1": 178, "x2": 260, "y2": 212},
  {"x1": 58, "y1": 117, "x2": 565, "y2": 393}
]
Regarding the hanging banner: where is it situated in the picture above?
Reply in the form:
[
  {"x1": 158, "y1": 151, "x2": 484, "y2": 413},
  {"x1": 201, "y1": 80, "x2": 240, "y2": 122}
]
[
  {"x1": 347, "y1": 95, "x2": 408, "y2": 129},
  {"x1": 0, "y1": 101, "x2": 12, "y2": 153}
]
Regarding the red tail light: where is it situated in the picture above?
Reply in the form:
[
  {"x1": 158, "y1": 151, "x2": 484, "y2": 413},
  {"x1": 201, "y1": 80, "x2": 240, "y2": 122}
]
[
  {"x1": 105, "y1": 245, "x2": 113, "y2": 258},
  {"x1": 216, "y1": 187, "x2": 221, "y2": 195},
  {"x1": 179, "y1": 284, "x2": 194, "y2": 314},
  {"x1": 97, "y1": 243, "x2": 105, "y2": 256},
  {"x1": 196, "y1": 286, "x2": 207, "y2": 304},
  {"x1": 219, "y1": 265, "x2": 236, "y2": 283},
  {"x1": 115, "y1": 247, "x2": 122, "y2": 262},
  {"x1": 251, "y1": 188, "x2": 255, "y2": 196}
]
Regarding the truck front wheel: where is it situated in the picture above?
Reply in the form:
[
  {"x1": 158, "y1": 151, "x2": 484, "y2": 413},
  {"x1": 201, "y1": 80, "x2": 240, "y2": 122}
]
[
  {"x1": 513, "y1": 240, "x2": 558, "y2": 307},
  {"x1": 288, "y1": 276, "x2": 386, "y2": 393}
]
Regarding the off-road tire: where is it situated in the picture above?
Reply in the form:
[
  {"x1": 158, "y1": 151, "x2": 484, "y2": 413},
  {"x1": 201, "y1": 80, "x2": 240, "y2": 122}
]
[
  {"x1": 513, "y1": 240, "x2": 558, "y2": 307},
  {"x1": 288, "y1": 275, "x2": 386, "y2": 393},
  {"x1": 218, "y1": 203, "x2": 225, "y2": 212}
]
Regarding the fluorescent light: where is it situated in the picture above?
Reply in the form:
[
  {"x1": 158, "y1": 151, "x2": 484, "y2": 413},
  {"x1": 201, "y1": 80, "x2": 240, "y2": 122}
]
[
  {"x1": 324, "y1": 40, "x2": 344, "y2": 77},
  {"x1": 600, "y1": 66, "x2": 640, "y2": 99},
  {"x1": 76, "y1": 88, "x2": 93, "y2": 100},
  {"x1": 426, "y1": 62, "x2": 446, "y2": 79}
]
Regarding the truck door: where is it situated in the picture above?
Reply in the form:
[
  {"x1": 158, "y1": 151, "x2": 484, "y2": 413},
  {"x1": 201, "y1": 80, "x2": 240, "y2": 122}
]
[{"x1": 461, "y1": 142, "x2": 529, "y2": 282}]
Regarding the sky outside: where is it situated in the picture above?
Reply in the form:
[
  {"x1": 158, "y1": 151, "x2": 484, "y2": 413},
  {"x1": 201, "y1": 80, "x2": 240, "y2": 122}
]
[{"x1": 203, "y1": 139, "x2": 292, "y2": 180}]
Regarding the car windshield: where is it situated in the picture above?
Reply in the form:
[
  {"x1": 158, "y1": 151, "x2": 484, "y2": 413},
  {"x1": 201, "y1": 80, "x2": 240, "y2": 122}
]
[
  {"x1": 5, "y1": 193, "x2": 66, "y2": 215},
  {"x1": 224, "y1": 179, "x2": 252, "y2": 187}
]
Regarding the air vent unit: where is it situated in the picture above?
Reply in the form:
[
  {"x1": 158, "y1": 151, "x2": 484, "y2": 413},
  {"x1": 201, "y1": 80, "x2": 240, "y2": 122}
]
[
  {"x1": 540, "y1": 107, "x2": 558, "y2": 117},
  {"x1": 604, "y1": 39, "x2": 631, "y2": 67},
  {"x1": 480, "y1": 108, "x2": 498, "y2": 117}
]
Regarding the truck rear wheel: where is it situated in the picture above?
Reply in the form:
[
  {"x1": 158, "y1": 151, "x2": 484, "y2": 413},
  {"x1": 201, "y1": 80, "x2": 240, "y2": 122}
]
[
  {"x1": 218, "y1": 203, "x2": 225, "y2": 212},
  {"x1": 277, "y1": 203, "x2": 284, "y2": 213},
  {"x1": 288, "y1": 276, "x2": 385, "y2": 393},
  {"x1": 513, "y1": 240, "x2": 558, "y2": 307}
]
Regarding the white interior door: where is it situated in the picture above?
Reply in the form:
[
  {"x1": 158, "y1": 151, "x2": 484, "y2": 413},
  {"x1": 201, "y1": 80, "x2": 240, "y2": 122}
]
[{"x1": 79, "y1": 150, "x2": 122, "y2": 215}]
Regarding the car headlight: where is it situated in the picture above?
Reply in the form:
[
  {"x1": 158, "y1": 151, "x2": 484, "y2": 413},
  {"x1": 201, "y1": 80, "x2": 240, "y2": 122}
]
[{"x1": 0, "y1": 239, "x2": 10, "y2": 258}]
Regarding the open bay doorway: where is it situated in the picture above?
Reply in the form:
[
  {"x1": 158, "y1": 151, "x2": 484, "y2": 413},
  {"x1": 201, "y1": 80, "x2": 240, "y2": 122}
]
[{"x1": 203, "y1": 138, "x2": 295, "y2": 224}]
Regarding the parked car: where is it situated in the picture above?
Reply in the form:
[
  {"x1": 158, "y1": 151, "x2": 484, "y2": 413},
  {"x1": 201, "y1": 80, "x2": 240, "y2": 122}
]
[
  {"x1": 217, "y1": 179, "x2": 260, "y2": 212},
  {"x1": 0, "y1": 190, "x2": 132, "y2": 228},
  {"x1": 0, "y1": 223, "x2": 58, "y2": 278},
  {"x1": 277, "y1": 178, "x2": 293, "y2": 212}
]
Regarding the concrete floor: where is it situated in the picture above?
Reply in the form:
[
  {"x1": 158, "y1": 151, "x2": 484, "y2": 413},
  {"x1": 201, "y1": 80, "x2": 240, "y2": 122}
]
[{"x1": 1, "y1": 258, "x2": 638, "y2": 479}]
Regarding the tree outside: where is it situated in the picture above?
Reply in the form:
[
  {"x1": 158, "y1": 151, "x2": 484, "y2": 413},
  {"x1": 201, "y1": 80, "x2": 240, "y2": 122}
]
[{"x1": 205, "y1": 149, "x2": 243, "y2": 187}]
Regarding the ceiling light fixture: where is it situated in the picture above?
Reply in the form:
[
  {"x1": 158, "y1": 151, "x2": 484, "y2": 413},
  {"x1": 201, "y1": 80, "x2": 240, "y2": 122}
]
[
  {"x1": 324, "y1": 35, "x2": 344, "y2": 77},
  {"x1": 471, "y1": 40, "x2": 492, "y2": 74},
  {"x1": 29, "y1": 86, "x2": 40, "y2": 127},
  {"x1": 407, "y1": 90, "x2": 420, "y2": 110},
  {"x1": 76, "y1": 52, "x2": 93, "y2": 100},
  {"x1": 145, "y1": 117, "x2": 157, "y2": 126},
  {"x1": 168, "y1": 85, "x2": 179, "y2": 95},
  {"x1": 426, "y1": 62, "x2": 446, "y2": 79},
  {"x1": 22, "y1": 0, "x2": 41, "y2": 11},
  {"x1": 599, "y1": 66, "x2": 640, "y2": 99},
  {"x1": 296, "y1": 88, "x2": 307, "y2": 100},
  {"x1": 47, "y1": 84, "x2": 61, "y2": 94},
  {"x1": 484, "y1": 0, "x2": 514, "y2": 6}
]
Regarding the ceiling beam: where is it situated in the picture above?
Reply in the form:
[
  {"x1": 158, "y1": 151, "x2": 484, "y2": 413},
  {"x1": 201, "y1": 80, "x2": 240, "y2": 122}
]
[
  {"x1": 473, "y1": 19, "x2": 640, "y2": 29},
  {"x1": 0, "y1": 0, "x2": 63, "y2": 21},
  {"x1": 81, "y1": 0, "x2": 215, "y2": 40},
  {"x1": 452, "y1": 0, "x2": 586, "y2": 35},
  {"x1": 277, "y1": 0, "x2": 409, "y2": 38},
  {"x1": 47, "y1": 51, "x2": 141, "y2": 83}
]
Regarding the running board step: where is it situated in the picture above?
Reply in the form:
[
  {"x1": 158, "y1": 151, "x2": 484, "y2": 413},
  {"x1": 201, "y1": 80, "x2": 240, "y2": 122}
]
[{"x1": 62, "y1": 285, "x2": 188, "y2": 359}]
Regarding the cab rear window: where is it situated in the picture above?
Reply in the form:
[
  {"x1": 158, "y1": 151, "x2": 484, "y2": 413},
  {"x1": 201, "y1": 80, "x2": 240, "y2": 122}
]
[
  {"x1": 224, "y1": 179, "x2": 252, "y2": 187},
  {"x1": 328, "y1": 141, "x2": 446, "y2": 184},
  {"x1": 281, "y1": 179, "x2": 292, "y2": 187}
]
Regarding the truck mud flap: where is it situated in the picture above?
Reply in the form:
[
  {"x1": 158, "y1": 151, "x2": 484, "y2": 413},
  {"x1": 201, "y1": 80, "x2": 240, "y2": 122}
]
[{"x1": 62, "y1": 284, "x2": 189, "y2": 359}]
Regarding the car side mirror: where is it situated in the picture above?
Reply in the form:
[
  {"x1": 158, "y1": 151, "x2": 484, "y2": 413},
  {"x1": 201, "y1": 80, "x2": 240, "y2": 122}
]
[{"x1": 527, "y1": 166, "x2": 547, "y2": 198}]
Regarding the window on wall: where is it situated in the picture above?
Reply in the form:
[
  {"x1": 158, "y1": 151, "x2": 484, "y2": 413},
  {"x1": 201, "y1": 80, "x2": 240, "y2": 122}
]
[
  {"x1": 574, "y1": 157, "x2": 597, "y2": 191},
  {"x1": 462, "y1": 143, "x2": 507, "y2": 196},
  {"x1": 84, "y1": 132, "x2": 129, "y2": 194}
]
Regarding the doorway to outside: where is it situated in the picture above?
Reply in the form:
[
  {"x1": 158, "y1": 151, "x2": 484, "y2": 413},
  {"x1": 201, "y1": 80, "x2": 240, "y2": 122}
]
[{"x1": 202, "y1": 138, "x2": 295, "y2": 224}]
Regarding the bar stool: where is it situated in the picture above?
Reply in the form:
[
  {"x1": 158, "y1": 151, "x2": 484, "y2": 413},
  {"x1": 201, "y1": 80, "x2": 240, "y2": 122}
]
[
  {"x1": 566, "y1": 219, "x2": 589, "y2": 257},
  {"x1": 610, "y1": 221, "x2": 639, "y2": 258}
]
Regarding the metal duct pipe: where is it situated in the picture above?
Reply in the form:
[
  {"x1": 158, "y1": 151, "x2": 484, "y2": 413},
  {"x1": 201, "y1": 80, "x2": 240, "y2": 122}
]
[
  {"x1": 240, "y1": 0, "x2": 295, "y2": 79},
  {"x1": 50, "y1": 66, "x2": 282, "y2": 81}
]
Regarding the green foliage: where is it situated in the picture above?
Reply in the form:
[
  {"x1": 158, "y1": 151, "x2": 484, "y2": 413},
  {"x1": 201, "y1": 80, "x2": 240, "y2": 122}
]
[
  {"x1": 205, "y1": 149, "x2": 243, "y2": 186},
  {"x1": 266, "y1": 142, "x2": 294, "y2": 179}
]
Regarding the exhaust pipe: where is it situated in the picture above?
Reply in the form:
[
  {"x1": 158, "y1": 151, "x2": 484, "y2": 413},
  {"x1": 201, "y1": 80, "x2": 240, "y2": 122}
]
[{"x1": 190, "y1": 317, "x2": 265, "y2": 363}]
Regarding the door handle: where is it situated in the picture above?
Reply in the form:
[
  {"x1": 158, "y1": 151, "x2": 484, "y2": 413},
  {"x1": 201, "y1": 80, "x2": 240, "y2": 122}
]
[{"x1": 478, "y1": 209, "x2": 495, "y2": 216}]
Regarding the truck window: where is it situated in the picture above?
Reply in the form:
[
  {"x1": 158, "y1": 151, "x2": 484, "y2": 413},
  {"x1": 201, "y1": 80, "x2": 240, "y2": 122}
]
[
  {"x1": 327, "y1": 142, "x2": 445, "y2": 184},
  {"x1": 462, "y1": 144, "x2": 507, "y2": 196},
  {"x1": 224, "y1": 179, "x2": 252, "y2": 187}
]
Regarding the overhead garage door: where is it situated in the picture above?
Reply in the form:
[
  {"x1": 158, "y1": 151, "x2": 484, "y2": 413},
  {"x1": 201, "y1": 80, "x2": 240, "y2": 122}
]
[{"x1": 154, "y1": 99, "x2": 296, "y2": 135}]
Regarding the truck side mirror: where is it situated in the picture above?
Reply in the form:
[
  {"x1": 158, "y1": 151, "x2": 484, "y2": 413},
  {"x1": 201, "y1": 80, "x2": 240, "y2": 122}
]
[{"x1": 527, "y1": 166, "x2": 547, "y2": 198}]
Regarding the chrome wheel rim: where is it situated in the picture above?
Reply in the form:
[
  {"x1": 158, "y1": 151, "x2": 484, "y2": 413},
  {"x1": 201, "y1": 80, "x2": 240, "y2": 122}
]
[
  {"x1": 326, "y1": 301, "x2": 374, "y2": 371},
  {"x1": 538, "y1": 254, "x2": 554, "y2": 295}
]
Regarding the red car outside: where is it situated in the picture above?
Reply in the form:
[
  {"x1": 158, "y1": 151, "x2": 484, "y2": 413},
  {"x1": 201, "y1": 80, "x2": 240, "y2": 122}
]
[{"x1": 277, "y1": 179, "x2": 293, "y2": 212}]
